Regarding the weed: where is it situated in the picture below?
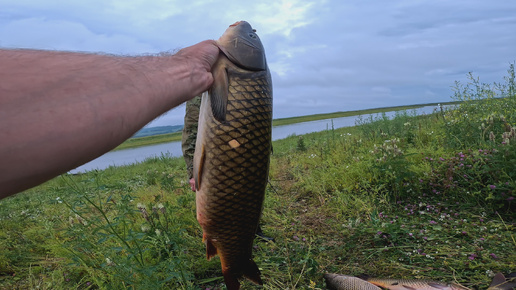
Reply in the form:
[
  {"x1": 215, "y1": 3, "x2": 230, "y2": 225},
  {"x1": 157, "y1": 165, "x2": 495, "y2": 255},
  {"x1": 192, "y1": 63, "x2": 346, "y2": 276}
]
[{"x1": 1, "y1": 64, "x2": 516, "y2": 289}]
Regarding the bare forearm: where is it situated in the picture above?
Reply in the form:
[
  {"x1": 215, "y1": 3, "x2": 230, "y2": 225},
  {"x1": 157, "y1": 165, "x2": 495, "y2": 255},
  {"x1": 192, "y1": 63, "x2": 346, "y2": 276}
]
[{"x1": 0, "y1": 42, "x2": 217, "y2": 198}]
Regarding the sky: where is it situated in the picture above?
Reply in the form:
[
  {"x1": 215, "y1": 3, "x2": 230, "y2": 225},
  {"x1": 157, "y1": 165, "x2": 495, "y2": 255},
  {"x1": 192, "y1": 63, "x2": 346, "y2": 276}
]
[{"x1": 2, "y1": 0, "x2": 515, "y2": 127}]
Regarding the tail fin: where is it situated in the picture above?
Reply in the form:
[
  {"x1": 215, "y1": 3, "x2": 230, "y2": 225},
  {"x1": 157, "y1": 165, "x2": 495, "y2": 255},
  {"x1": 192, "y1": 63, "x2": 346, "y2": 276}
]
[
  {"x1": 221, "y1": 259, "x2": 263, "y2": 290},
  {"x1": 242, "y1": 259, "x2": 263, "y2": 285}
]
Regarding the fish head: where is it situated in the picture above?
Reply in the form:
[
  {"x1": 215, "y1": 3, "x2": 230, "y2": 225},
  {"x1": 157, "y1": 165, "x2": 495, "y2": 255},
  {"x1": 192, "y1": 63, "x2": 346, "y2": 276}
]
[{"x1": 217, "y1": 21, "x2": 267, "y2": 71}]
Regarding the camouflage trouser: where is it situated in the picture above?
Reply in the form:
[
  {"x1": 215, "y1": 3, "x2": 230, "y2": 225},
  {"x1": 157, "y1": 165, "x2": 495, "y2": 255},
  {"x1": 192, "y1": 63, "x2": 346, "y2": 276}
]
[{"x1": 181, "y1": 95, "x2": 201, "y2": 180}]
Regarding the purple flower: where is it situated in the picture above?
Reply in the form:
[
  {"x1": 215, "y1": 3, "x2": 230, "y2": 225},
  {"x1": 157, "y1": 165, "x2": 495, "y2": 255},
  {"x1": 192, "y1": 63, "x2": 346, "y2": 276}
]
[
  {"x1": 423, "y1": 236, "x2": 428, "y2": 240},
  {"x1": 293, "y1": 235, "x2": 299, "y2": 241},
  {"x1": 490, "y1": 253, "x2": 499, "y2": 259},
  {"x1": 507, "y1": 196, "x2": 515, "y2": 201},
  {"x1": 430, "y1": 220, "x2": 437, "y2": 224},
  {"x1": 489, "y1": 185, "x2": 496, "y2": 190}
]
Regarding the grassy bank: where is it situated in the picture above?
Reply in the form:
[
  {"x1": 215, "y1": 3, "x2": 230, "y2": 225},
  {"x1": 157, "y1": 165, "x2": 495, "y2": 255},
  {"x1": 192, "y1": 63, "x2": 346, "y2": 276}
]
[
  {"x1": 115, "y1": 131, "x2": 183, "y2": 151},
  {"x1": 270, "y1": 101, "x2": 459, "y2": 127},
  {"x1": 115, "y1": 101, "x2": 459, "y2": 151},
  {"x1": 1, "y1": 66, "x2": 515, "y2": 289}
]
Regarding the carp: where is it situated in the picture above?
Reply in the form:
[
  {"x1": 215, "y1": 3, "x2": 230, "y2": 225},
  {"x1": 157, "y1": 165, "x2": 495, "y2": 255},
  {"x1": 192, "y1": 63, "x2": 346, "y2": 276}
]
[
  {"x1": 325, "y1": 273, "x2": 382, "y2": 290},
  {"x1": 193, "y1": 21, "x2": 272, "y2": 290},
  {"x1": 362, "y1": 276, "x2": 471, "y2": 290}
]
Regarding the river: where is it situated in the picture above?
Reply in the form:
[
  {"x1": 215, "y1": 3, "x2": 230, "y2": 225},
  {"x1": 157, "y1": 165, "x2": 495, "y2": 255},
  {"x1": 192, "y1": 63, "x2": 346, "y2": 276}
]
[{"x1": 70, "y1": 106, "x2": 439, "y2": 173}]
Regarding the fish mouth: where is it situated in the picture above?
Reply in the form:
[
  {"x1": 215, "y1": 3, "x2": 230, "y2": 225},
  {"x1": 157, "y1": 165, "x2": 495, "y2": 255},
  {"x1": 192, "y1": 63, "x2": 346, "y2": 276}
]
[
  {"x1": 229, "y1": 21, "x2": 243, "y2": 27},
  {"x1": 217, "y1": 21, "x2": 267, "y2": 71}
]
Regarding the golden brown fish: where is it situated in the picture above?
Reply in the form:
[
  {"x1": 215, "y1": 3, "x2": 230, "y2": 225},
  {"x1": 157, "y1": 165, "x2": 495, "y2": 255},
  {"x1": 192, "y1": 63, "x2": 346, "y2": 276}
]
[
  {"x1": 325, "y1": 274, "x2": 382, "y2": 290},
  {"x1": 193, "y1": 21, "x2": 272, "y2": 290},
  {"x1": 363, "y1": 277, "x2": 471, "y2": 290},
  {"x1": 488, "y1": 273, "x2": 516, "y2": 290}
]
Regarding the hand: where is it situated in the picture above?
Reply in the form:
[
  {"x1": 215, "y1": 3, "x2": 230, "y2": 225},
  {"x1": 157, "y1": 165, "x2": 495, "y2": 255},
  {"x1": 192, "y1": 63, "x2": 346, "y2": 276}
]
[
  {"x1": 189, "y1": 178, "x2": 196, "y2": 192},
  {"x1": 174, "y1": 40, "x2": 220, "y2": 98}
]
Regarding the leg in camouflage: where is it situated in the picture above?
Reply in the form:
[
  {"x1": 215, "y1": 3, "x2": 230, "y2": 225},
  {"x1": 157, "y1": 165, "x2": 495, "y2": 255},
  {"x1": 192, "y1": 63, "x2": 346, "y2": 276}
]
[{"x1": 182, "y1": 95, "x2": 201, "y2": 191}]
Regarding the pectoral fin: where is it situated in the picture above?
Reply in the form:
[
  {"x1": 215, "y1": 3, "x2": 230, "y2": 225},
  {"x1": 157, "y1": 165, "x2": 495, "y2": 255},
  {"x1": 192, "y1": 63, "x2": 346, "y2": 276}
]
[{"x1": 209, "y1": 57, "x2": 230, "y2": 122}]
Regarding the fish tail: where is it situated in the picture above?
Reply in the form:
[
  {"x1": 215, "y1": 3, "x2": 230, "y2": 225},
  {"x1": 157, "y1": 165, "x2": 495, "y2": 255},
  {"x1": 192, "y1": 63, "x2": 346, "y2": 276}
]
[
  {"x1": 221, "y1": 258, "x2": 263, "y2": 290},
  {"x1": 241, "y1": 259, "x2": 263, "y2": 285}
]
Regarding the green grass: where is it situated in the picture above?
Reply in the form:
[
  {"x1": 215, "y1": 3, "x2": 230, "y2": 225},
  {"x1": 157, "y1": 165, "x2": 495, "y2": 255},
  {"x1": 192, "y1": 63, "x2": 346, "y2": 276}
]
[
  {"x1": 1, "y1": 65, "x2": 515, "y2": 289},
  {"x1": 114, "y1": 132, "x2": 183, "y2": 151},
  {"x1": 271, "y1": 101, "x2": 460, "y2": 127}
]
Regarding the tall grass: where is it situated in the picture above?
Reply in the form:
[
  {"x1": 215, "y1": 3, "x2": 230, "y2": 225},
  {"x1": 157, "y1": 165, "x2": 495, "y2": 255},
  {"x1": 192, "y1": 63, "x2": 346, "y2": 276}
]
[{"x1": 1, "y1": 64, "x2": 515, "y2": 289}]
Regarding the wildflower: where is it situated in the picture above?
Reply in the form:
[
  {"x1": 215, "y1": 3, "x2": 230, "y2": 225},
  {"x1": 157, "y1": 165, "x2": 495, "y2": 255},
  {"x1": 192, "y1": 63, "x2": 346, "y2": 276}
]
[
  {"x1": 489, "y1": 185, "x2": 496, "y2": 190},
  {"x1": 507, "y1": 196, "x2": 515, "y2": 201},
  {"x1": 293, "y1": 235, "x2": 299, "y2": 241},
  {"x1": 429, "y1": 220, "x2": 437, "y2": 225},
  {"x1": 155, "y1": 229, "x2": 161, "y2": 236},
  {"x1": 489, "y1": 253, "x2": 499, "y2": 259}
]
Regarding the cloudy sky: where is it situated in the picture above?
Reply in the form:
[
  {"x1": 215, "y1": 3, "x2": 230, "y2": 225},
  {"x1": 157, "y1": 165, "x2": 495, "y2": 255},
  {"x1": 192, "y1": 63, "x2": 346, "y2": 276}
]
[{"x1": 2, "y1": 0, "x2": 515, "y2": 127}]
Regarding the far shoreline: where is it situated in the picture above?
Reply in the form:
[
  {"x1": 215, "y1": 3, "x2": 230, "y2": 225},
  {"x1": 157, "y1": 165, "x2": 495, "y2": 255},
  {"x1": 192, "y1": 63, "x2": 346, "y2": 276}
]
[{"x1": 115, "y1": 101, "x2": 456, "y2": 151}]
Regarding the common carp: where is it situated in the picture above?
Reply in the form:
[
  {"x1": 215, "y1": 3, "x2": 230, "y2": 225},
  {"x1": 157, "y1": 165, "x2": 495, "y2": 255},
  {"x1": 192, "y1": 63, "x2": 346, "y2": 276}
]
[
  {"x1": 362, "y1": 276, "x2": 471, "y2": 290},
  {"x1": 488, "y1": 272, "x2": 516, "y2": 290},
  {"x1": 324, "y1": 273, "x2": 382, "y2": 290},
  {"x1": 193, "y1": 21, "x2": 272, "y2": 289}
]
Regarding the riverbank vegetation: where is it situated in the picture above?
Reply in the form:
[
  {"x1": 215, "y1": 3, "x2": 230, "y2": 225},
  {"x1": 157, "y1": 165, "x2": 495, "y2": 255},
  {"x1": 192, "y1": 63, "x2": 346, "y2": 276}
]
[
  {"x1": 114, "y1": 102, "x2": 460, "y2": 151},
  {"x1": 1, "y1": 65, "x2": 515, "y2": 289}
]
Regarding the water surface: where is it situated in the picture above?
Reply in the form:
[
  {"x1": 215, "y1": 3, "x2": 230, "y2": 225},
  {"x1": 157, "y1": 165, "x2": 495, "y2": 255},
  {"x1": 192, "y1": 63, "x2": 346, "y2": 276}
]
[{"x1": 71, "y1": 106, "x2": 438, "y2": 173}]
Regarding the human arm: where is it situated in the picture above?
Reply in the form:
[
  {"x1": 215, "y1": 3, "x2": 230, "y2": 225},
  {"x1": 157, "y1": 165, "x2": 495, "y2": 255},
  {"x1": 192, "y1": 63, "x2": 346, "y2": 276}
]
[{"x1": 0, "y1": 40, "x2": 219, "y2": 199}]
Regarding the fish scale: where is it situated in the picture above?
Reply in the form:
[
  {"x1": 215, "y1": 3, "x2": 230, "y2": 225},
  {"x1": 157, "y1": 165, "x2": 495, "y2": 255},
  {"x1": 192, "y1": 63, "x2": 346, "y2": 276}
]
[{"x1": 194, "y1": 22, "x2": 272, "y2": 288}]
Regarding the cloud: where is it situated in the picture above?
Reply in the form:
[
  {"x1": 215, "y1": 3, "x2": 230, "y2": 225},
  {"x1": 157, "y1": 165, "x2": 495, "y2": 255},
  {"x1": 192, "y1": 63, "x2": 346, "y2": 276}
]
[
  {"x1": 0, "y1": 17, "x2": 156, "y2": 54},
  {"x1": 2, "y1": 0, "x2": 516, "y2": 128}
]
